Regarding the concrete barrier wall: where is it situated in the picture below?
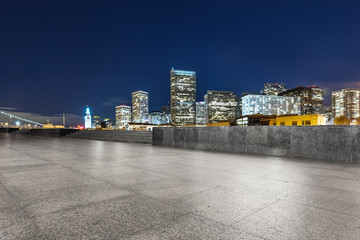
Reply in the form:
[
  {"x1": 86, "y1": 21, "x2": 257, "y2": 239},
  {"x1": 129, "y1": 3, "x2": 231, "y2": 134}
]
[
  {"x1": 15, "y1": 129, "x2": 78, "y2": 137},
  {"x1": 0, "y1": 128, "x2": 19, "y2": 133},
  {"x1": 153, "y1": 126, "x2": 360, "y2": 163}
]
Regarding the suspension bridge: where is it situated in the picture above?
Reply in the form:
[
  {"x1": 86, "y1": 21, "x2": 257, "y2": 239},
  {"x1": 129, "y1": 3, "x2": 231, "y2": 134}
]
[{"x1": 0, "y1": 109, "x2": 43, "y2": 128}]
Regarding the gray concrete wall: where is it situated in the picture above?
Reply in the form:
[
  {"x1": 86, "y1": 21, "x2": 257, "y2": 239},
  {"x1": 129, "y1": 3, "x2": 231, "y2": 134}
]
[
  {"x1": 65, "y1": 130, "x2": 152, "y2": 144},
  {"x1": 0, "y1": 127, "x2": 19, "y2": 133},
  {"x1": 14, "y1": 129, "x2": 78, "y2": 137},
  {"x1": 153, "y1": 126, "x2": 360, "y2": 163}
]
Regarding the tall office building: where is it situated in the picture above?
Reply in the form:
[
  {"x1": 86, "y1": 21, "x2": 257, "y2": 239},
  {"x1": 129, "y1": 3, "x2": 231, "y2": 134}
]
[
  {"x1": 242, "y1": 94, "x2": 301, "y2": 116},
  {"x1": 84, "y1": 107, "x2": 92, "y2": 129},
  {"x1": 115, "y1": 105, "x2": 131, "y2": 129},
  {"x1": 332, "y1": 88, "x2": 360, "y2": 119},
  {"x1": 279, "y1": 86, "x2": 323, "y2": 115},
  {"x1": 262, "y1": 83, "x2": 287, "y2": 95},
  {"x1": 204, "y1": 90, "x2": 237, "y2": 123},
  {"x1": 132, "y1": 90, "x2": 149, "y2": 123},
  {"x1": 196, "y1": 102, "x2": 205, "y2": 125},
  {"x1": 170, "y1": 69, "x2": 196, "y2": 125}
]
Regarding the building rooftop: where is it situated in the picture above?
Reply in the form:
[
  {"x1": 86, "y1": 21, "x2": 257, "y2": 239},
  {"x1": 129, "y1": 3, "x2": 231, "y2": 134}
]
[
  {"x1": 207, "y1": 90, "x2": 235, "y2": 94},
  {"x1": 132, "y1": 90, "x2": 149, "y2": 95},
  {"x1": 279, "y1": 86, "x2": 321, "y2": 95},
  {"x1": 170, "y1": 69, "x2": 196, "y2": 76}
]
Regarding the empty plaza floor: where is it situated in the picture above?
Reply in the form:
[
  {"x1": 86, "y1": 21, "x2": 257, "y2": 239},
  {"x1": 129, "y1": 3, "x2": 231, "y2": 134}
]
[{"x1": 1, "y1": 134, "x2": 360, "y2": 240}]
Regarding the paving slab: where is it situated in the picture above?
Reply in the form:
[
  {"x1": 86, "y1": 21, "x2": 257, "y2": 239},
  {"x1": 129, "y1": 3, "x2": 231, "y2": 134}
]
[
  {"x1": 34, "y1": 195, "x2": 187, "y2": 239},
  {"x1": 233, "y1": 200, "x2": 360, "y2": 240},
  {"x1": 126, "y1": 214, "x2": 263, "y2": 240},
  {"x1": 0, "y1": 134, "x2": 360, "y2": 239}
]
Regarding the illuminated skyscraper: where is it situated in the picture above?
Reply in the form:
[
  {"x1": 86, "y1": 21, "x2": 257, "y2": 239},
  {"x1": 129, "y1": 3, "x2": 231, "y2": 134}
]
[
  {"x1": 332, "y1": 88, "x2": 360, "y2": 119},
  {"x1": 84, "y1": 107, "x2": 92, "y2": 129},
  {"x1": 279, "y1": 86, "x2": 323, "y2": 115},
  {"x1": 115, "y1": 105, "x2": 131, "y2": 129},
  {"x1": 204, "y1": 91, "x2": 237, "y2": 123},
  {"x1": 170, "y1": 69, "x2": 196, "y2": 125},
  {"x1": 262, "y1": 83, "x2": 287, "y2": 95},
  {"x1": 196, "y1": 102, "x2": 205, "y2": 125},
  {"x1": 149, "y1": 111, "x2": 170, "y2": 125},
  {"x1": 132, "y1": 90, "x2": 149, "y2": 123},
  {"x1": 242, "y1": 94, "x2": 301, "y2": 116}
]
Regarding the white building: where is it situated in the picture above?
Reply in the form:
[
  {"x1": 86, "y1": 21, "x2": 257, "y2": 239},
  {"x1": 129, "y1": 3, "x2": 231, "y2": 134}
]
[
  {"x1": 332, "y1": 88, "x2": 360, "y2": 119},
  {"x1": 84, "y1": 107, "x2": 92, "y2": 129},
  {"x1": 115, "y1": 105, "x2": 131, "y2": 129},
  {"x1": 242, "y1": 94, "x2": 301, "y2": 116},
  {"x1": 132, "y1": 90, "x2": 149, "y2": 123}
]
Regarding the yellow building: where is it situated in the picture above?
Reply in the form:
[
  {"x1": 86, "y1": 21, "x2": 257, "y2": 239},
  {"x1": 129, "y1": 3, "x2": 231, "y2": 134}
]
[
  {"x1": 270, "y1": 114, "x2": 327, "y2": 126},
  {"x1": 206, "y1": 122, "x2": 230, "y2": 127},
  {"x1": 43, "y1": 123, "x2": 65, "y2": 129},
  {"x1": 43, "y1": 123, "x2": 54, "y2": 128}
]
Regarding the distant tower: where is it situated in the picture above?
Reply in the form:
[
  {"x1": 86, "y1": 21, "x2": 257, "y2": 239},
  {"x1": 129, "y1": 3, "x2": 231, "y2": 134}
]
[
  {"x1": 84, "y1": 106, "x2": 92, "y2": 129},
  {"x1": 332, "y1": 88, "x2": 360, "y2": 119},
  {"x1": 170, "y1": 69, "x2": 196, "y2": 125},
  {"x1": 132, "y1": 91, "x2": 149, "y2": 123}
]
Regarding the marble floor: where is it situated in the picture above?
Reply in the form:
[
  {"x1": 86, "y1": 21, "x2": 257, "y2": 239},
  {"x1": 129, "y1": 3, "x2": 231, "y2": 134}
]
[{"x1": 1, "y1": 134, "x2": 360, "y2": 239}]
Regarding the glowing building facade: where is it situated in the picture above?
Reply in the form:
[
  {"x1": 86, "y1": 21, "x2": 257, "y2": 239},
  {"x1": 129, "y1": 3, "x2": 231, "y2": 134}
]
[
  {"x1": 204, "y1": 90, "x2": 237, "y2": 123},
  {"x1": 170, "y1": 69, "x2": 196, "y2": 125},
  {"x1": 132, "y1": 90, "x2": 149, "y2": 123},
  {"x1": 196, "y1": 101, "x2": 205, "y2": 125},
  {"x1": 279, "y1": 86, "x2": 323, "y2": 115},
  {"x1": 242, "y1": 94, "x2": 301, "y2": 116},
  {"x1": 332, "y1": 88, "x2": 360, "y2": 119},
  {"x1": 149, "y1": 111, "x2": 170, "y2": 125},
  {"x1": 262, "y1": 83, "x2": 287, "y2": 95},
  {"x1": 115, "y1": 105, "x2": 131, "y2": 129},
  {"x1": 84, "y1": 107, "x2": 92, "y2": 129}
]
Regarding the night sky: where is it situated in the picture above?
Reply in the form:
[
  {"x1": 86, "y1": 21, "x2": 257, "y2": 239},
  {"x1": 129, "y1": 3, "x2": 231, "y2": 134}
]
[{"x1": 1, "y1": 0, "x2": 360, "y2": 125}]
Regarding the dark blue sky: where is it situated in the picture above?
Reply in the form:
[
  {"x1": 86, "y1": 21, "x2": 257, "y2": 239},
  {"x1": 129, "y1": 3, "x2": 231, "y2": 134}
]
[{"x1": 1, "y1": 0, "x2": 360, "y2": 123}]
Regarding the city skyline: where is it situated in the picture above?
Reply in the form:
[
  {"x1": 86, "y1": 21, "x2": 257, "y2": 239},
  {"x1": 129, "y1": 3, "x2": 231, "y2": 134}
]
[
  {"x1": 2, "y1": 70, "x2": 360, "y2": 127},
  {"x1": 2, "y1": 0, "x2": 360, "y2": 121}
]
